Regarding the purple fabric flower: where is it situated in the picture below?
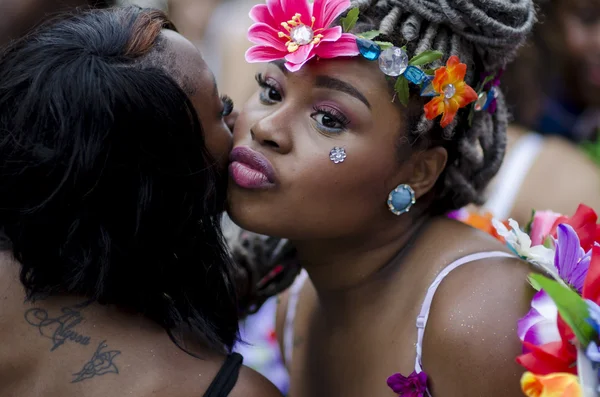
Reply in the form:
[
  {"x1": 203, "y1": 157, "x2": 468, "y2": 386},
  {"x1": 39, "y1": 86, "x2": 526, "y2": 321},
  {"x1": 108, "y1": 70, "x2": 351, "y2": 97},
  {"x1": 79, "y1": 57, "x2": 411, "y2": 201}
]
[
  {"x1": 387, "y1": 371, "x2": 428, "y2": 397},
  {"x1": 518, "y1": 290, "x2": 560, "y2": 350},
  {"x1": 587, "y1": 299, "x2": 600, "y2": 333},
  {"x1": 586, "y1": 341, "x2": 600, "y2": 364},
  {"x1": 555, "y1": 223, "x2": 592, "y2": 292},
  {"x1": 447, "y1": 208, "x2": 468, "y2": 221}
]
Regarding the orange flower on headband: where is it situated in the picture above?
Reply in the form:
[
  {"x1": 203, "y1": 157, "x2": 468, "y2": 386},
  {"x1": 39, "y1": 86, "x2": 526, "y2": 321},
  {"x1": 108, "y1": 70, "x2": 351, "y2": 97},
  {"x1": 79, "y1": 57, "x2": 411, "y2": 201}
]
[{"x1": 424, "y1": 56, "x2": 477, "y2": 128}]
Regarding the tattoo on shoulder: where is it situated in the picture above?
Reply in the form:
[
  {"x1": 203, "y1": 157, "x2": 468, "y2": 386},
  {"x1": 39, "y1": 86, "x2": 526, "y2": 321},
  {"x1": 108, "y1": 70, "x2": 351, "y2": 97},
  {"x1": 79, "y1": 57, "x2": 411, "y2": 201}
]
[
  {"x1": 24, "y1": 306, "x2": 91, "y2": 351},
  {"x1": 71, "y1": 340, "x2": 121, "y2": 383}
]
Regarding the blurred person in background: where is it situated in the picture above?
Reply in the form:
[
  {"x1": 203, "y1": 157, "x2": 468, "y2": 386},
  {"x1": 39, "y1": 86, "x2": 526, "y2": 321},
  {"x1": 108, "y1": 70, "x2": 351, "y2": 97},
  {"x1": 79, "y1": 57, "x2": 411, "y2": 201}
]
[
  {"x1": 0, "y1": 0, "x2": 112, "y2": 46},
  {"x1": 168, "y1": 0, "x2": 261, "y2": 105},
  {"x1": 505, "y1": 0, "x2": 600, "y2": 142},
  {"x1": 470, "y1": 0, "x2": 600, "y2": 224}
]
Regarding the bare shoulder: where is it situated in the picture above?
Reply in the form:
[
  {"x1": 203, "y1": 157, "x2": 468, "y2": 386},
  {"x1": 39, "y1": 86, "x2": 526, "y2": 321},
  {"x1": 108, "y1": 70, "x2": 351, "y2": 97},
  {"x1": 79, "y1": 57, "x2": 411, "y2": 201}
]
[
  {"x1": 422, "y1": 255, "x2": 535, "y2": 397},
  {"x1": 229, "y1": 365, "x2": 283, "y2": 397}
]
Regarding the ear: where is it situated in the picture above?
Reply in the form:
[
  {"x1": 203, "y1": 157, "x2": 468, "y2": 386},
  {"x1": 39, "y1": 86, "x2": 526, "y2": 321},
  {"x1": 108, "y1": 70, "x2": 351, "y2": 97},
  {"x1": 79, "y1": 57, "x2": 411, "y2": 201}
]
[{"x1": 405, "y1": 146, "x2": 448, "y2": 199}]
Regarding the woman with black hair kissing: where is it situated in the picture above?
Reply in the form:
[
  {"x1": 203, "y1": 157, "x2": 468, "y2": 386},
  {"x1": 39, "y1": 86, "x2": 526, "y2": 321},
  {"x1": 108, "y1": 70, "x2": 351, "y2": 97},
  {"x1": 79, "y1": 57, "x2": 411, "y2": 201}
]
[{"x1": 0, "y1": 6, "x2": 281, "y2": 397}]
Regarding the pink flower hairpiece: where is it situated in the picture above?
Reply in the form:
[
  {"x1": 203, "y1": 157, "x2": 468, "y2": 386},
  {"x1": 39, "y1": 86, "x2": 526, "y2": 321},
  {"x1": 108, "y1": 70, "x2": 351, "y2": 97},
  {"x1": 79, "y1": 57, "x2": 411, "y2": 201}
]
[{"x1": 245, "y1": 0, "x2": 359, "y2": 72}]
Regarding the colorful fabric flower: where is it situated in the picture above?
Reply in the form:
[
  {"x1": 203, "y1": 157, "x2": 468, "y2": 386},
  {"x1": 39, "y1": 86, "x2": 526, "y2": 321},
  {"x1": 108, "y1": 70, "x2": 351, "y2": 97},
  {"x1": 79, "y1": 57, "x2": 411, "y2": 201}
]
[
  {"x1": 585, "y1": 341, "x2": 600, "y2": 364},
  {"x1": 551, "y1": 205, "x2": 600, "y2": 252},
  {"x1": 521, "y1": 372, "x2": 582, "y2": 397},
  {"x1": 448, "y1": 209, "x2": 506, "y2": 242},
  {"x1": 531, "y1": 211, "x2": 563, "y2": 246},
  {"x1": 583, "y1": 245, "x2": 600, "y2": 304},
  {"x1": 517, "y1": 316, "x2": 578, "y2": 375},
  {"x1": 245, "y1": 0, "x2": 360, "y2": 72},
  {"x1": 519, "y1": 290, "x2": 561, "y2": 350},
  {"x1": 387, "y1": 371, "x2": 428, "y2": 397},
  {"x1": 586, "y1": 300, "x2": 600, "y2": 333},
  {"x1": 554, "y1": 224, "x2": 592, "y2": 293},
  {"x1": 493, "y1": 219, "x2": 559, "y2": 280},
  {"x1": 423, "y1": 56, "x2": 477, "y2": 128}
]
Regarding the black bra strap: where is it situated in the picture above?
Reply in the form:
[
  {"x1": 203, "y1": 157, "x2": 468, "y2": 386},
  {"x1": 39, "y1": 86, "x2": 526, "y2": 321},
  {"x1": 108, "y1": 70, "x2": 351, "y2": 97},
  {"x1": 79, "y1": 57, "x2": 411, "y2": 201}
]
[{"x1": 203, "y1": 353, "x2": 243, "y2": 397}]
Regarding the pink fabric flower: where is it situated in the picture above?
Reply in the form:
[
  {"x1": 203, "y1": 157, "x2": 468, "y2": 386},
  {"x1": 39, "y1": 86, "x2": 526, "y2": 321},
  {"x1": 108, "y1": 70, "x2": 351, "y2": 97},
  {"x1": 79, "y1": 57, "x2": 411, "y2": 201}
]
[
  {"x1": 387, "y1": 371, "x2": 428, "y2": 397},
  {"x1": 530, "y1": 210, "x2": 563, "y2": 246},
  {"x1": 245, "y1": 0, "x2": 360, "y2": 72},
  {"x1": 517, "y1": 290, "x2": 560, "y2": 351}
]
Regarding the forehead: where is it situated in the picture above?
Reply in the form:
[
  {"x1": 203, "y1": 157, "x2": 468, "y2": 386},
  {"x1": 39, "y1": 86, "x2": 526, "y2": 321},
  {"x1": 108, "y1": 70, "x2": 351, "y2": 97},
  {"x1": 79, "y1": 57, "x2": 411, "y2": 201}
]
[
  {"x1": 280, "y1": 57, "x2": 394, "y2": 102},
  {"x1": 159, "y1": 29, "x2": 216, "y2": 97}
]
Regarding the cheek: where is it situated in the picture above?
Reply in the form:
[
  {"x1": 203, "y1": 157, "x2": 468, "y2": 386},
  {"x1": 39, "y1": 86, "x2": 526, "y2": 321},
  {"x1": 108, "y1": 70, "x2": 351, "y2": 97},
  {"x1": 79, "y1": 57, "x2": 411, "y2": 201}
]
[
  {"x1": 267, "y1": 138, "x2": 399, "y2": 239},
  {"x1": 204, "y1": 123, "x2": 233, "y2": 170}
]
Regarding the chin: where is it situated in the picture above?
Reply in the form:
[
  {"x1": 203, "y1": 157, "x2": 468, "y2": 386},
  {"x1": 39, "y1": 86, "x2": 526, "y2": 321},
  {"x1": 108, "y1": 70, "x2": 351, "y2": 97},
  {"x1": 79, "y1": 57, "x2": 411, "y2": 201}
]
[{"x1": 225, "y1": 186, "x2": 292, "y2": 239}]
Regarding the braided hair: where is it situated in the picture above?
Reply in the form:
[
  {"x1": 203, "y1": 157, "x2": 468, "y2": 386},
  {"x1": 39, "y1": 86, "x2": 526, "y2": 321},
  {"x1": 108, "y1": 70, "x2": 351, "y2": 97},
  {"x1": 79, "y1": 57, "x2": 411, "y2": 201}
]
[{"x1": 351, "y1": 0, "x2": 535, "y2": 213}]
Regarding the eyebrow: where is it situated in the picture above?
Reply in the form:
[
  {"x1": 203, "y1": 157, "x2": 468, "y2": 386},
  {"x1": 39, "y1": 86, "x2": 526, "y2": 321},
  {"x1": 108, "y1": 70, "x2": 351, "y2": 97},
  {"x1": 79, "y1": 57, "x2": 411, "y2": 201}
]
[
  {"x1": 314, "y1": 76, "x2": 371, "y2": 109},
  {"x1": 271, "y1": 61, "x2": 371, "y2": 109}
]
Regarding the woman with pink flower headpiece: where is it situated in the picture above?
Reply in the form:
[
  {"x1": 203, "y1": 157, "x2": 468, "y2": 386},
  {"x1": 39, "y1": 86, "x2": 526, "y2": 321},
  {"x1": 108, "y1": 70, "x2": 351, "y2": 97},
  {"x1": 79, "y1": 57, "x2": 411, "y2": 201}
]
[{"x1": 219, "y1": 0, "x2": 592, "y2": 395}]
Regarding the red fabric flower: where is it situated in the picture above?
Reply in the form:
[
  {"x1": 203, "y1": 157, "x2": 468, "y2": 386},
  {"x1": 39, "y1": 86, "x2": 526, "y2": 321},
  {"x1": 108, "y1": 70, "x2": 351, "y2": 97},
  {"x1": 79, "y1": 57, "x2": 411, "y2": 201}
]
[
  {"x1": 583, "y1": 244, "x2": 600, "y2": 303},
  {"x1": 551, "y1": 204, "x2": 600, "y2": 252},
  {"x1": 516, "y1": 316, "x2": 577, "y2": 375}
]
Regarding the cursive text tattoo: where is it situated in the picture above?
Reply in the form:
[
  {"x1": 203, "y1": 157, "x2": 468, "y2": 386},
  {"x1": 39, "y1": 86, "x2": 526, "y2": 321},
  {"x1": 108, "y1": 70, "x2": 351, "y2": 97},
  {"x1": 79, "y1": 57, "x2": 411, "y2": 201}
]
[
  {"x1": 72, "y1": 340, "x2": 121, "y2": 383},
  {"x1": 24, "y1": 306, "x2": 91, "y2": 351}
]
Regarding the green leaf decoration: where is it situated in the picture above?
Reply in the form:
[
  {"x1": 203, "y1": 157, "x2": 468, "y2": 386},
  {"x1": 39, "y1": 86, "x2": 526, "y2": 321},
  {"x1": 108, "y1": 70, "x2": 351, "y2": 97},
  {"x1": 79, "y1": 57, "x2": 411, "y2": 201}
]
[
  {"x1": 394, "y1": 77, "x2": 410, "y2": 107},
  {"x1": 480, "y1": 74, "x2": 495, "y2": 90},
  {"x1": 375, "y1": 41, "x2": 394, "y2": 50},
  {"x1": 530, "y1": 273, "x2": 597, "y2": 347},
  {"x1": 543, "y1": 235, "x2": 555, "y2": 249},
  {"x1": 524, "y1": 209, "x2": 536, "y2": 234},
  {"x1": 408, "y1": 50, "x2": 443, "y2": 66},
  {"x1": 467, "y1": 108, "x2": 475, "y2": 127},
  {"x1": 341, "y1": 7, "x2": 359, "y2": 33},
  {"x1": 529, "y1": 275, "x2": 542, "y2": 291},
  {"x1": 358, "y1": 30, "x2": 380, "y2": 40},
  {"x1": 423, "y1": 68, "x2": 436, "y2": 75}
]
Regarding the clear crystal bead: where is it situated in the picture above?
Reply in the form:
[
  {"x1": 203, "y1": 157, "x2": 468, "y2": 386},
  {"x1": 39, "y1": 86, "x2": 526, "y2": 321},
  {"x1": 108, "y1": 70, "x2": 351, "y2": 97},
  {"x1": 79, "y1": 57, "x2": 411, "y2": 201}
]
[
  {"x1": 443, "y1": 84, "x2": 456, "y2": 99},
  {"x1": 378, "y1": 47, "x2": 408, "y2": 77},
  {"x1": 329, "y1": 147, "x2": 346, "y2": 164},
  {"x1": 290, "y1": 25, "x2": 314, "y2": 45},
  {"x1": 474, "y1": 92, "x2": 487, "y2": 111}
]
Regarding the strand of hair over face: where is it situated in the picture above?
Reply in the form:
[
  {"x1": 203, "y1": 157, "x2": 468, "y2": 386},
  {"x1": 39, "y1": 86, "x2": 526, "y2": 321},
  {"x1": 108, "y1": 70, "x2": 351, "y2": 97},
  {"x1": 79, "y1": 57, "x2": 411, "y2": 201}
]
[{"x1": 350, "y1": 0, "x2": 534, "y2": 212}]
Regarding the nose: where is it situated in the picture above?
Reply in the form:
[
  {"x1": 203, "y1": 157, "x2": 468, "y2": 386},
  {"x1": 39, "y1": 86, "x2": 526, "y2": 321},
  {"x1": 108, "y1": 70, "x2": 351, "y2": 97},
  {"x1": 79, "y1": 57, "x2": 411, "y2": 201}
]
[{"x1": 249, "y1": 109, "x2": 293, "y2": 154}]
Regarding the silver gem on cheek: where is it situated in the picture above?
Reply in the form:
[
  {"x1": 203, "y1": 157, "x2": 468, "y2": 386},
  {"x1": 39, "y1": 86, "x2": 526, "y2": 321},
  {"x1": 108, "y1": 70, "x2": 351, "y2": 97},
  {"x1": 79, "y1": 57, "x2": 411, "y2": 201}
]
[{"x1": 329, "y1": 147, "x2": 346, "y2": 164}]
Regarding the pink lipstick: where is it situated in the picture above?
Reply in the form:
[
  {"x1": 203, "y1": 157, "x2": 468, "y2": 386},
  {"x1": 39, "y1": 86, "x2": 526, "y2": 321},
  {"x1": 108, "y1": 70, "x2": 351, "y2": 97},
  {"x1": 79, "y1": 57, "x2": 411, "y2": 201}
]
[{"x1": 229, "y1": 146, "x2": 276, "y2": 189}]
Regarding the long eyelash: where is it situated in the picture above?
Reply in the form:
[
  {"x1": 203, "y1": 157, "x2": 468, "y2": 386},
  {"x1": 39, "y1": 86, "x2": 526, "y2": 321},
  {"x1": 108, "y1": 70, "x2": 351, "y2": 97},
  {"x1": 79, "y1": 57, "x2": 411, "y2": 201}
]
[
  {"x1": 312, "y1": 105, "x2": 350, "y2": 127},
  {"x1": 221, "y1": 95, "x2": 234, "y2": 117},
  {"x1": 255, "y1": 73, "x2": 268, "y2": 88}
]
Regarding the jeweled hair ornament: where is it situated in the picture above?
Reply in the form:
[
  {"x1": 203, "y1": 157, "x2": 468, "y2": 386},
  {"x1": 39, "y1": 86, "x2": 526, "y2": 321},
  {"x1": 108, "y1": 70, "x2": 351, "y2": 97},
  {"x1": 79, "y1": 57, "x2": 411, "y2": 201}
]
[{"x1": 245, "y1": 0, "x2": 486, "y2": 128}]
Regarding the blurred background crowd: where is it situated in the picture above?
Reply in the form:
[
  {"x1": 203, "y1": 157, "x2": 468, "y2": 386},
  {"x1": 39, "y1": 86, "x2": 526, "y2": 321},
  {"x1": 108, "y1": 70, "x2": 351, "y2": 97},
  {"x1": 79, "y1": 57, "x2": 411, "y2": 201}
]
[{"x1": 0, "y1": 0, "x2": 598, "y2": 394}]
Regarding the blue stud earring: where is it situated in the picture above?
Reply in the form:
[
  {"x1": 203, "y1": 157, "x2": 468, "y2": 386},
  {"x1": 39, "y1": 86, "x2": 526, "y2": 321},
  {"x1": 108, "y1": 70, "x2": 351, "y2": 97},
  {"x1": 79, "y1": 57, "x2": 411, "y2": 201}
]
[{"x1": 387, "y1": 184, "x2": 416, "y2": 216}]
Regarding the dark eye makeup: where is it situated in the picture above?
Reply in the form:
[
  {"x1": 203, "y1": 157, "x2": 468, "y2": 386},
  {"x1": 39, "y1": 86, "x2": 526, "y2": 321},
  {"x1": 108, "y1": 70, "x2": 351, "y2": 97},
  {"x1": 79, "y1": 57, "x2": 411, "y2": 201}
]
[{"x1": 220, "y1": 95, "x2": 234, "y2": 117}]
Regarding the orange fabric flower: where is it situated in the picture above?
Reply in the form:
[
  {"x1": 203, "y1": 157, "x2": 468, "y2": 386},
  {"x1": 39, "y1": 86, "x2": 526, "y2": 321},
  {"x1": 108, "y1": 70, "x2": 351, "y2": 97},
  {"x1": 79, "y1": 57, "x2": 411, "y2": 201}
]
[
  {"x1": 424, "y1": 56, "x2": 478, "y2": 128},
  {"x1": 521, "y1": 372, "x2": 582, "y2": 397},
  {"x1": 462, "y1": 212, "x2": 506, "y2": 243}
]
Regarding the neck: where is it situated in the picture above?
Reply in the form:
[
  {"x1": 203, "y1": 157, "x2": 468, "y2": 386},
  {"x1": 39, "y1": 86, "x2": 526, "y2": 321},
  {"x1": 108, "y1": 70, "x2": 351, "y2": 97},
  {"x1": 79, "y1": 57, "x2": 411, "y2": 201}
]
[{"x1": 292, "y1": 214, "x2": 429, "y2": 299}]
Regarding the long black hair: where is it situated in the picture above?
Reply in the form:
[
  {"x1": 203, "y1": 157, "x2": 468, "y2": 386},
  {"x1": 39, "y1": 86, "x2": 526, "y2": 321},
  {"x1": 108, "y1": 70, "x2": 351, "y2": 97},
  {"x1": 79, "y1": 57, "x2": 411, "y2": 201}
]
[{"x1": 0, "y1": 7, "x2": 239, "y2": 352}]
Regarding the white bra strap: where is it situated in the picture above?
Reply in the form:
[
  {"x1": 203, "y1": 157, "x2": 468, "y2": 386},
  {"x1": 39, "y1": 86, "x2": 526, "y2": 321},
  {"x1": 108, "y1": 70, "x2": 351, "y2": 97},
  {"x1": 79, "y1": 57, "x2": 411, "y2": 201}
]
[
  {"x1": 283, "y1": 269, "x2": 308, "y2": 365},
  {"x1": 414, "y1": 251, "x2": 515, "y2": 373},
  {"x1": 484, "y1": 133, "x2": 544, "y2": 220}
]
